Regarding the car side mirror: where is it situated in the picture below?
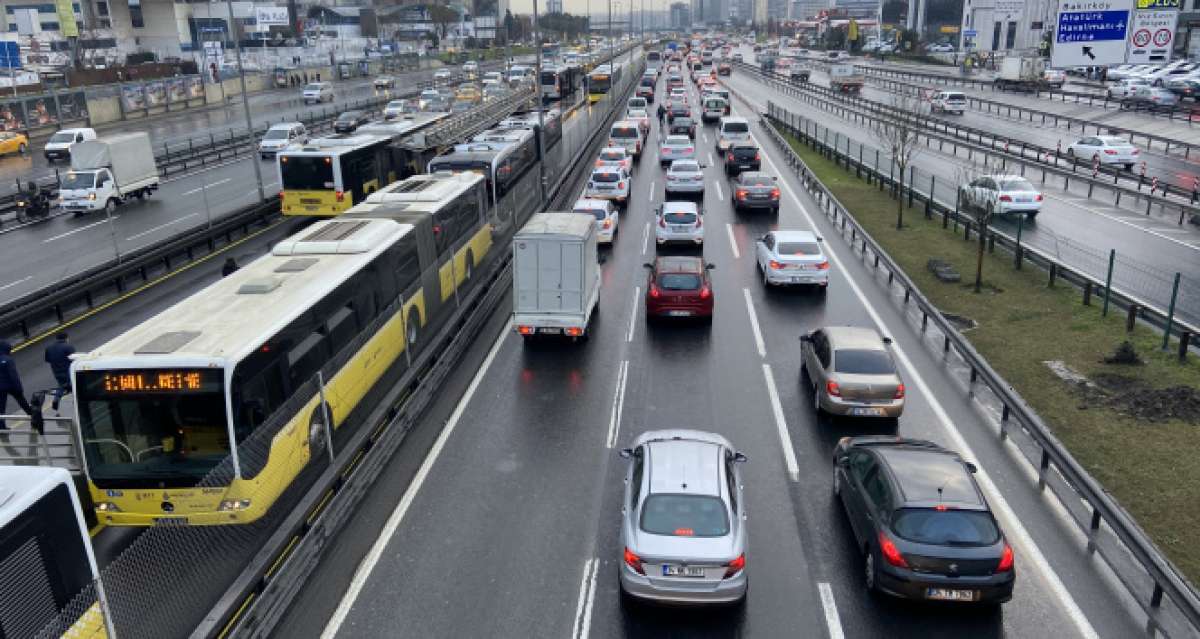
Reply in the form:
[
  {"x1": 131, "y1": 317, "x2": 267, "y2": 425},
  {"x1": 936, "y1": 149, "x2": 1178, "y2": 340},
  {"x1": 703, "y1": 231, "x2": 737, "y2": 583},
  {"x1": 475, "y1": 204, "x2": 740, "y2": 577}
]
[
  {"x1": 882, "y1": 336, "x2": 894, "y2": 345},
  {"x1": 642, "y1": 262, "x2": 653, "y2": 269},
  {"x1": 799, "y1": 334, "x2": 812, "y2": 342},
  {"x1": 817, "y1": 237, "x2": 824, "y2": 242},
  {"x1": 706, "y1": 263, "x2": 716, "y2": 270},
  {"x1": 619, "y1": 448, "x2": 633, "y2": 459},
  {"x1": 734, "y1": 452, "x2": 748, "y2": 463},
  {"x1": 837, "y1": 456, "x2": 850, "y2": 468},
  {"x1": 965, "y1": 462, "x2": 978, "y2": 474}
]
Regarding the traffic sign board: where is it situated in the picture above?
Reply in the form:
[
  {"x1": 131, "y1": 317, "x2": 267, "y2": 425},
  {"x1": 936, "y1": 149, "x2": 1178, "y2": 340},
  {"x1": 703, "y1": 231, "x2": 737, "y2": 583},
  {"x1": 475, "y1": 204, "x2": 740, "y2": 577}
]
[
  {"x1": 1053, "y1": 0, "x2": 1135, "y2": 68},
  {"x1": 1126, "y1": 6, "x2": 1179, "y2": 63},
  {"x1": 963, "y1": 29, "x2": 978, "y2": 38},
  {"x1": 0, "y1": 42, "x2": 19, "y2": 70}
]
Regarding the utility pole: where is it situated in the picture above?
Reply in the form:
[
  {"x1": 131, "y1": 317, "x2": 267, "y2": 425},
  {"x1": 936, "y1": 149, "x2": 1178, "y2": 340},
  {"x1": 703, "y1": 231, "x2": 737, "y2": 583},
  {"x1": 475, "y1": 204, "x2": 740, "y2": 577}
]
[
  {"x1": 225, "y1": 0, "x2": 266, "y2": 202},
  {"x1": 534, "y1": 0, "x2": 547, "y2": 205}
]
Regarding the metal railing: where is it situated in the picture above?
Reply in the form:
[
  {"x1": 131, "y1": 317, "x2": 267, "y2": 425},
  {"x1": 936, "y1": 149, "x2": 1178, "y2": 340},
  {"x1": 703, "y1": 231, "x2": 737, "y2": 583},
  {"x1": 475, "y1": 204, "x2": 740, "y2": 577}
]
[{"x1": 760, "y1": 104, "x2": 1200, "y2": 637}]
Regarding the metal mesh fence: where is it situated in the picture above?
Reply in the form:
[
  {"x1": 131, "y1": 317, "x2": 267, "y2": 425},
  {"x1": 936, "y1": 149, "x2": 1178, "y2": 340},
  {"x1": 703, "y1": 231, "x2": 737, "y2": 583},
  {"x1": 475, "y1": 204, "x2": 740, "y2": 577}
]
[
  {"x1": 769, "y1": 103, "x2": 1200, "y2": 330},
  {"x1": 23, "y1": 61, "x2": 640, "y2": 639}
]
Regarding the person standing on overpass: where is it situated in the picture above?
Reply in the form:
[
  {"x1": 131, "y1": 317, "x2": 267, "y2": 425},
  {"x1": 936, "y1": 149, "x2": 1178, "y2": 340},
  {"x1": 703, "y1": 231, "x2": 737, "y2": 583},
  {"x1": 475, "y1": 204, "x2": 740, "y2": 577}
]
[
  {"x1": 0, "y1": 341, "x2": 34, "y2": 430},
  {"x1": 44, "y1": 332, "x2": 75, "y2": 413}
]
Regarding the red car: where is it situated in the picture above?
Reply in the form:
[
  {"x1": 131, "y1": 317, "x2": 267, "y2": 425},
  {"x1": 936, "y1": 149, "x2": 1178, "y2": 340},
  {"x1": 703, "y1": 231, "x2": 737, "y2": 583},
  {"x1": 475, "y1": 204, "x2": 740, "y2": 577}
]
[{"x1": 644, "y1": 256, "x2": 715, "y2": 322}]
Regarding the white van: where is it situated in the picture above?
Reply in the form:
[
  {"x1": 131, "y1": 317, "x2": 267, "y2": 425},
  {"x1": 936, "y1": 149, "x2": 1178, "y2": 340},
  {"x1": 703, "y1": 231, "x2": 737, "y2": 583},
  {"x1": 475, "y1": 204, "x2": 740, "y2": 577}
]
[
  {"x1": 44, "y1": 127, "x2": 97, "y2": 162},
  {"x1": 702, "y1": 97, "x2": 728, "y2": 123},
  {"x1": 930, "y1": 91, "x2": 967, "y2": 115},
  {"x1": 258, "y1": 122, "x2": 308, "y2": 158},
  {"x1": 608, "y1": 120, "x2": 644, "y2": 158},
  {"x1": 716, "y1": 116, "x2": 751, "y2": 151}
]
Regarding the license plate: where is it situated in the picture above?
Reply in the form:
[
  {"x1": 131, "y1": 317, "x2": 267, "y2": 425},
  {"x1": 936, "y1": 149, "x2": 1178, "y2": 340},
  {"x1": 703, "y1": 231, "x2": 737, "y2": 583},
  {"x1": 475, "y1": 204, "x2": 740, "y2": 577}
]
[
  {"x1": 671, "y1": 225, "x2": 690, "y2": 231},
  {"x1": 739, "y1": 164, "x2": 752, "y2": 168},
  {"x1": 850, "y1": 407, "x2": 886, "y2": 417},
  {"x1": 752, "y1": 193, "x2": 768, "y2": 199},
  {"x1": 790, "y1": 276, "x2": 811, "y2": 283},
  {"x1": 597, "y1": 185, "x2": 614, "y2": 189},
  {"x1": 668, "y1": 310, "x2": 693, "y2": 317},
  {"x1": 926, "y1": 588, "x2": 978, "y2": 602},
  {"x1": 537, "y1": 327, "x2": 562, "y2": 335},
  {"x1": 304, "y1": 206, "x2": 320, "y2": 212},
  {"x1": 663, "y1": 564, "x2": 705, "y2": 577},
  {"x1": 1016, "y1": 197, "x2": 1031, "y2": 203}
]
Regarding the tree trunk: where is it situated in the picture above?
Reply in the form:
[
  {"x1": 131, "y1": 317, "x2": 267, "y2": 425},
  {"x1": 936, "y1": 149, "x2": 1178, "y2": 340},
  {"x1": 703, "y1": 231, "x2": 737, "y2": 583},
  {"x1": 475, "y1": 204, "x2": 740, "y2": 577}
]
[
  {"x1": 975, "y1": 230, "x2": 986, "y2": 293},
  {"x1": 895, "y1": 166, "x2": 905, "y2": 230}
]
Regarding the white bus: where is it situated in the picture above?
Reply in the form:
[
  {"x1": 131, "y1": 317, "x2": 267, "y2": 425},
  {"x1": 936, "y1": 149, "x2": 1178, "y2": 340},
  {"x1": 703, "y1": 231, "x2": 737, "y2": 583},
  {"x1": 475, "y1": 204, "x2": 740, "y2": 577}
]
[
  {"x1": 0, "y1": 466, "x2": 113, "y2": 637},
  {"x1": 71, "y1": 172, "x2": 493, "y2": 527},
  {"x1": 427, "y1": 127, "x2": 538, "y2": 206}
]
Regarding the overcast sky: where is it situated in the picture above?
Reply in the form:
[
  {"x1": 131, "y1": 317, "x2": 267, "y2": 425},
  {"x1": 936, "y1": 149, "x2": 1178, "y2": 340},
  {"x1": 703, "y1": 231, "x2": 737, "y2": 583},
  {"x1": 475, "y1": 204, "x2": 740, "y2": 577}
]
[{"x1": 508, "y1": 0, "x2": 672, "y2": 16}]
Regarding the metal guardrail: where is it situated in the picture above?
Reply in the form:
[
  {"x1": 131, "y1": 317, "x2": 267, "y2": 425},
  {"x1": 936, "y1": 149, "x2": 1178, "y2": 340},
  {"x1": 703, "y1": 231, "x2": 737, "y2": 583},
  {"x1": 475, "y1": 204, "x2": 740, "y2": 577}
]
[
  {"x1": 199, "y1": 53, "x2": 646, "y2": 639},
  {"x1": 851, "y1": 62, "x2": 1200, "y2": 158},
  {"x1": 0, "y1": 415, "x2": 80, "y2": 469},
  {"x1": 734, "y1": 61, "x2": 1200, "y2": 226},
  {"x1": 760, "y1": 104, "x2": 1200, "y2": 637}
]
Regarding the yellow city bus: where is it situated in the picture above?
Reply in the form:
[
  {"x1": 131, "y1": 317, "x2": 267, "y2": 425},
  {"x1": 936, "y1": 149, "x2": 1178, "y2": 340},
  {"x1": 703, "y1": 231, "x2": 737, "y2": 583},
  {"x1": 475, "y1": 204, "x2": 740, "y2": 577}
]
[
  {"x1": 588, "y1": 63, "x2": 621, "y2": 103},
  {"x1": 72, "y1": 172, "x2": 492, "y2": 526}
]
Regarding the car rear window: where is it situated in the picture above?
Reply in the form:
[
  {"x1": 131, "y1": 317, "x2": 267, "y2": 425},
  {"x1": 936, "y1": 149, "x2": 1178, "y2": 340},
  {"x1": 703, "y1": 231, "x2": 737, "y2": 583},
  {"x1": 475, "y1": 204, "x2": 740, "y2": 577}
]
[
  {"x1": 777, "y1": 241, "x2": 821, "y2": 255},
  {"x1": 640, "y1": 494, "x2": 729, "y2": 537},
  {"x1": 600, "y1": 150, "x2": 624, "y2": 161},
  {"x1": 722, "y1": 121, "x2": 749, "y2": 133},
  {"x1": 833, "y1": 349, "x2": 895, "y2": 375},
  {"x1": 664, "y1": 210, "x2": 698, "y2": 224},
  {"x1": 998, "y1": 178, "x2": 1035, "y2": 191},
  {"x1": 611, "y1": 126, "x2": 638, "y2": 138},
  {"x1": 892, "y1": 508, "x2": 1000, "y2": 546},
  {"x1": 593, "y1": 172, "x2": 620, "y2": 183},
  {"x1": 671, "y1": 162, "x2": 699, "y2": 173},
  {"x1": 742, "y1": 176, "x2": 773, "y2": 187},
  {"x1": 943, "y1": 93, "x2": 965, "y2": 101},
  {"x1": 575, "y1": 207, "x2": 607, "y2": 220},
  {"x1": 665, "y1": 136, "x2": 691, "y2": 146},
  {"x1": 658, "y1": 273, "x2": 702, "y2": 290}
]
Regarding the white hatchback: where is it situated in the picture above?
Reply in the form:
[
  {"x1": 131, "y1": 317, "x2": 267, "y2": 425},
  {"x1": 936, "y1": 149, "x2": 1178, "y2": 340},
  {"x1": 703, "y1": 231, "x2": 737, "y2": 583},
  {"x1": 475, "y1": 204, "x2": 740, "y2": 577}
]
[
  {"x1": 585, "y1": 166, "x2": 631, "y2": 207},
  {"x1": 573, "y1": 198, "x2": 619, "y2": 243},
  {"x1": 655, "y1": 201, "x2": 704, "y2": 245}
]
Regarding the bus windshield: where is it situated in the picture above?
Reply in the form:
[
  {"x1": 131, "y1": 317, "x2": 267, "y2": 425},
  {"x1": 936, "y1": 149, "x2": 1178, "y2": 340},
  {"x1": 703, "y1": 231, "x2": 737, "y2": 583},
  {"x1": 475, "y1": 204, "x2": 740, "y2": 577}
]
[
  {"x1": 590, "y1": 74, "x2": 612, "y2": 93},
  {"x1": 281, "y1": 156, "x2": 335, "y2": 190},
  {"x1": 76, "y1": 369, "x2": 230, "y2": 487}
]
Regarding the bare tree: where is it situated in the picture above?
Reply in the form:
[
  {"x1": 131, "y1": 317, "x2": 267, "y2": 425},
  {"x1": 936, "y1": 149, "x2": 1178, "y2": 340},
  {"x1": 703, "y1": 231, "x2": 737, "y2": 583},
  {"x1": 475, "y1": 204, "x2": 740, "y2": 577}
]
[
  {"x1": 956, "y1": 159, "x2": 1005, "y2": 293},
  {"x1": 870, "y1": 94, "x2": 923, "y2": 230}
]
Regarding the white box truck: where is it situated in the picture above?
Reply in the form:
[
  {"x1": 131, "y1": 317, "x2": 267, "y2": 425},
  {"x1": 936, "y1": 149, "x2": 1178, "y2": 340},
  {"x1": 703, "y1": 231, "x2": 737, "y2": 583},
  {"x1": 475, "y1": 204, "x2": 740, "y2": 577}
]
[
  {"x1": 58, "y1": 132, "x2": 160, "y2": 216},
  {"x1": 994, "y1": 56, "x2": 1047, "y2": 91},
  {"x1": 513, "y1": 212, "x2": 601, "y2": 341},
  {"x1": 829, "y1": 64, "x2": 864, "y2": 93}
]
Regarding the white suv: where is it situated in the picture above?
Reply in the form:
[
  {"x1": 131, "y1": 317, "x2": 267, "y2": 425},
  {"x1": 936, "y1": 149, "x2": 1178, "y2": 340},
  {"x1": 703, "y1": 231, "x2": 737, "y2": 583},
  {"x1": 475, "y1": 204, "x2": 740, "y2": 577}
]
[{"x1": 716, "y1": 116, "x2": 751, "y2": 151}]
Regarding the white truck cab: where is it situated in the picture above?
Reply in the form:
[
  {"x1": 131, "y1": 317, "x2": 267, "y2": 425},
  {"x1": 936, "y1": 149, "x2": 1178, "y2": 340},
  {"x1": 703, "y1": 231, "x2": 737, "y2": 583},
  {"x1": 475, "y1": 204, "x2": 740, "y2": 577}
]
[
  {"x1": 43, "y1": 127, "x2": 96, "y2": 162},
  {"x1": 58, "y1": 132, "x2": 159, "y2": 216}
]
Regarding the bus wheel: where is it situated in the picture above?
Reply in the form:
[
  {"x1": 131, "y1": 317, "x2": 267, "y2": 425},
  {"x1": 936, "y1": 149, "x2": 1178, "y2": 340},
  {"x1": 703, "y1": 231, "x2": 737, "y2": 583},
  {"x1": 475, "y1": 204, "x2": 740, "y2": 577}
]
[
  {"x1": 406, "y1": 311, "x2": 421, "y2": 347},
  {"x1": 308, "y1": 402, "x2": 332, "y2": 458}
]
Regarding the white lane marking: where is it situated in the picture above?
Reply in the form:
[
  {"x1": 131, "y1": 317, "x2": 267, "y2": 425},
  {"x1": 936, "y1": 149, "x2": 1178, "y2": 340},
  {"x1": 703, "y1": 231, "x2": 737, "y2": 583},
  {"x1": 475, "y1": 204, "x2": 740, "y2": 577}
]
[
  {"x1": 627, "y1": 286, "x2": 640, "y2": 342},
  {"x1": 572, "y1": 557, "x2": 599, "y2": 639},
  {"x1": 181, "y1": 186, "x2": 203, "y2": 196},
  {"x1": 648, "y1": 179, "x2": 656, "y2": 196},
  {"x1": 707, "y1": 151, "x2": 715, "y2": 166},
  {"x1": 606, "y1": 360, "x2": 630, "y2": 448},
  {"x1": 320, "y1": 320, "x2": 511, "y2": 639},
  {"x1": 755, "y1": 128, "x2": 1100, "y2": 639},
  {"x1": 742, "y1": 288, "x2": 766, "y2": 358},
  {"x1": 763, "y1": 363, "x2": 800, "y2": 481},
  {"x1": 43, "y1": 217, "x2": 117, "y2": 243},
  {"x1": 124, "y1": 213, "x2": 198, "y2": 242},
  {"x1": 714, "y1": 181, "x2": 724, "y2": 201},
  {"x1": 726, "y1": 223, "x2": 740, "y2": 259},
  {"x1": 208, "y1": 178, "x2": 232, "y2": 188},
  {"x1": 641, "y1": 221, "x2": 651, "y2": 255},
  {"x1": 0, "y1": 276, "x2": 31, "y2": 292},
  {"x1": 818, "y1": 582, "x2": 845, "y2": 639}
]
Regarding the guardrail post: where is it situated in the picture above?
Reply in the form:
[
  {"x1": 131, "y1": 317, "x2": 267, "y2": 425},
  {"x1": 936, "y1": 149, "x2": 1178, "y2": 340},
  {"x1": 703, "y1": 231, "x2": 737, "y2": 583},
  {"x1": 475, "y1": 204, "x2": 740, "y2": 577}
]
[
  {"x1": 1126, "y1": 305, "x2": 1139, "y2": 333},
  {"x1": 1162, "y1": 273, "x2": 1180, "y2": 349},
  {"x1": 1102, "y1": 249, "x2": 1116, "y2": 316},
  {"x1": 925, "y1": 175, "x2": 934, "y2": 218},
  {"x1": 857, "y1": 145, "x2": 863, "y2": 179},
  {"x1": 1084, "y1": 281, "x2": 1093, "y2": 306},
  {"x1": 1086, "y1": 507, "x2": 1102, "y2": 554},
  {"x1": 1180, "y1": 332, "x2": 1192, "y2": 362},
  {"x1": 999, "y1": 404, "x2": 1010, "y2": 440},
  {"x1": 875, "y1": 150, "x2": 881, "y2": 190},
  {"x1": 1038, "y1": 448, "x2": 1050, "y2": 490},
  {"x1": 1048, "y1": 262, "x2": 1057, "y2": 287},
  {"x1": 1013, "y1": 215, "x2": 1024, "y2": 270}
]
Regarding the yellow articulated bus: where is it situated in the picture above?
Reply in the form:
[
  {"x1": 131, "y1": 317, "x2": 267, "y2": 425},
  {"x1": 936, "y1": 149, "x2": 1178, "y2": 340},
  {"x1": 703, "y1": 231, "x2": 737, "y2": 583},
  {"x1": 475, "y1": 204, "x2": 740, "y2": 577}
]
[
  {"x1": 72, "y1": 172, "x2": 492, "y2": 526},
  {"x1": 277, "y1": 112, "x2": 448, "y2": 217},
  {"x1": 0, "y1": 466, "x2": 113, "y2": 638},
  {"x1": 587, "y1": 64, "x2": 620, "y2": 103}
]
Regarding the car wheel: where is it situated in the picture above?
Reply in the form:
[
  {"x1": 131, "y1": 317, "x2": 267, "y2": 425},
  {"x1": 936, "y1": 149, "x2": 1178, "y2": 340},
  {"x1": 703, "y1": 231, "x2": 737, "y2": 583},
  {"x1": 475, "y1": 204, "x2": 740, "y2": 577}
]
[
  {"x1": 1066, "y1": 148, "x2": 1074, "y2": 157},
  {"x1": 812, "y1": 380, "x2": 827, "y2": 417},
  {"x1": 832, "y1": 464, "x2": 840, "y2": 496},
  {"x1": 105, "y1": 199, "x2": 117, "y2": 216},
  {"x1": 864, "y1": 550, "x2": 880, "y2": 592}
]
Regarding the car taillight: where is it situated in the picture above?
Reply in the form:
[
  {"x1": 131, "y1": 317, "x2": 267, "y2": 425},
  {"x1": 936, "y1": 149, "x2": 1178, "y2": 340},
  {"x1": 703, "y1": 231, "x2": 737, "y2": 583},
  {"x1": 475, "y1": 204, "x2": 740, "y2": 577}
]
[
  {"x1": 997, "y1": 543, "x2": 1014, "y2": 572},
  {"x1": 517, "y1": 325, "x2": 533, "y2": 335},
  {"x1": 878, "y1": 531, "x2": 908, "y2": 568},
  {"x1": 335, "y1": 190, "x2": 344, "y2": 202},
  {"x1": 649, "y1": 284, "x2": 661, "y2": 298},
  {"x1": 618, "y1": 181, "x2": 626, "y2": 189},
  {"x1": 736, "y1": 189, "x2": 748, "y2": 199},
  {"x1": 723, "y1": 553, "x2": 745, "y2": 578},
  {"x1": 1132, "y1": 149, "x2": 1139, "y2": 154},
  {"x1": 769, "y1": 259, "x2": 783, "y2": 270},
  {"x1": 771, "y1": 188, "x2": 780, "y2": 198},
  {"x1": 658, "y1": 216, "x2": 667, "y2": 228},
  {"x1": 565, "y1": 327, "x2": 584, "y2": 337},
  {"x1": 1035, "y1": 194, "x2": 1044, "y2": 202},
  {"x1": 596, "y1": 160, "x2": 603, "y2": 167},
  {"x1": 624, "y1": 547, "x2": 646, "y2": 575},
  {"x1": 602, "y1": 219, "x2": 612, "y2": 229},
  {"x1": 727, "y1": 152, "x2": 735, "y2": 162},
  {"x1": 699, "y1": 286, "x2": 711, "y2": 299},
  {"x1": 1104, "y1": 149, "x2": 1118, "y2": 155},
  {"x1": 817, "y1": 261, "x2": 830, "y2": 270},
  {"x1": 826, "y1": 380, "x2": 841, "y2": 397},
  {"x1": 695, "y1": 215, "x2": 702, "y2": 228},
  {"x1": 999, "y1": 195, "x2": 1012, "y2": 202},
  {"x1": 894, "y1": 383, "x2": 905, "y2": 399},
  {"x1": 754, "y1": 152, "x2": 761, "y2": 161}
]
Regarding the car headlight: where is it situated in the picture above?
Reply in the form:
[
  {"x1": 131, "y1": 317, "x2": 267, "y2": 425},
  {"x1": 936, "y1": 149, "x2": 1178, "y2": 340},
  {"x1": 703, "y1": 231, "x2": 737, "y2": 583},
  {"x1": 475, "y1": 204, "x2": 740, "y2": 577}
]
[
  {"x1": 218, "y1": 499, "x2": 252, "y2": 512},
  {"x1": 88, "y1": 193, "x2": 96, "y2": 200},
  {"x1": 95, "y1": 501, "x2": 122, "y2": 512}
]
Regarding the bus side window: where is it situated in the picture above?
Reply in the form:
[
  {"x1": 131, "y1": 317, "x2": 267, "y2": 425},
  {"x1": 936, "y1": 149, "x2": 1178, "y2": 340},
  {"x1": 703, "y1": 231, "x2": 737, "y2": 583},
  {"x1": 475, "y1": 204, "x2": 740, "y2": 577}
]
[
  {"x1": 325, "y1": 305, "x2": 358, "y2": 356},
  {"x1": 287, "y1": 331, "x2": 330, "y2": 389},
  {"x1": 393, "y1": 234, "x2": 421, "y2": 293}
]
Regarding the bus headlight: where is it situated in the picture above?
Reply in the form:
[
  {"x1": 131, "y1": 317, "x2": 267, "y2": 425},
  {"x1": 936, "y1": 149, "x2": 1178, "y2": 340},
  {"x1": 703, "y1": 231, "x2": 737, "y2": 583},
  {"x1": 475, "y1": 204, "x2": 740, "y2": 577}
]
[
  {"x1": 218, "y1": 499, "x2": 252, "y2": 512},
  {"x1": 95, "y1": 502, "x2": 122, "y2": 512}
]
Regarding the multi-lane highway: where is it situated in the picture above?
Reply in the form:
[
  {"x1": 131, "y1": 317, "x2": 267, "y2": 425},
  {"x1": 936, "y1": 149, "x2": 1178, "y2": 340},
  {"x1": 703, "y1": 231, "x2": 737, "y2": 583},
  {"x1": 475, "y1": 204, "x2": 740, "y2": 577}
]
[
  {"x1": 725, "y1": 55, "x2": 1200, "y2": 327},
  {"x1": 258, "y1": 58, "x2": 1148, "y2": 639}
]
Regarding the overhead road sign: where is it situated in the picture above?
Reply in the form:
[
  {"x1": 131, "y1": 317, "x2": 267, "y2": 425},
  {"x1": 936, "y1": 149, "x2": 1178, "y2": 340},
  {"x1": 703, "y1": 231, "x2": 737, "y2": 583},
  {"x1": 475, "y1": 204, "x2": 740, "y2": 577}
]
[
  {"x1": 0, "y1": 42, "x2": 19, "y2": 70},
  {"x1": 1127, "y1": 0, "x2": 1180, "y2": 64},
  {"x1": 1052, "y1": 0, "x2": 1134, "y2": 68}
]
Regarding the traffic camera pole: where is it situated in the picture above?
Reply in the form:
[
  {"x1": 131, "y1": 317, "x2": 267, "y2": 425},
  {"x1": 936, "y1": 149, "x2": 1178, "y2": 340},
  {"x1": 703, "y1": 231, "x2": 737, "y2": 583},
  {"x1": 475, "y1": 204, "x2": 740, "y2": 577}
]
[
  {"x1": 227, "y1": 0, "x2": 266, "y2": 203},
  {"x1": 534, "y1": 0, "x2": 547, "y2": 205}
]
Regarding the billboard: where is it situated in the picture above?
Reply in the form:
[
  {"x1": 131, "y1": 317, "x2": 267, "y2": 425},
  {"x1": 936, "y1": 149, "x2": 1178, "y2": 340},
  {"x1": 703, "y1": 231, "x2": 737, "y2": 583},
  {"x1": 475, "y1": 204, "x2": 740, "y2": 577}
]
[{"x1": 256, "y1": 6, "x2": 289, "y2": 26}]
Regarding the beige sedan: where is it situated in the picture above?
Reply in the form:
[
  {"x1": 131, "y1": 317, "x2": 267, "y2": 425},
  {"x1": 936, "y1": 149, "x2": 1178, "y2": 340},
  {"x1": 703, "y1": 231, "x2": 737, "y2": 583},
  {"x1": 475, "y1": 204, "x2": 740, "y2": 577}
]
[{"x1": 801, "y1": 326, "x2": 905, "y2": 420}]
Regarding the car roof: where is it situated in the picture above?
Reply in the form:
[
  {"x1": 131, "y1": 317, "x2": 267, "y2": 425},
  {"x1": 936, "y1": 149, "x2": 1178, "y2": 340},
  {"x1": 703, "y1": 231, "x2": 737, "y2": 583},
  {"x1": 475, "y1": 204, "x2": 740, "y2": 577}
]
[
  {"x1": 599, "y1": 146, "x2": 627, "y2": 154},
  {"x1": 721, "y1": 116, "x2": 748, "y2": 123},
  {"x1": 663, "y1": 135, "x2": 691, "y2": 144},
  {"x1": 663, "y1": 200, "x2": 699, "y2": 213},
  {"x1": 823, "y1": 325, "x2": 886, "y2": 349},
  {"x1": 638, "y1": 431, "x2": 730, "y2": 498},
  {"x1": 876, "y1": 446, "x2": 985, "y2": 509},
  {"x1": 573, "y1": 198, "x2": 612, "y2": 211},
  {"x1": 654, "y1": 255, "x2": 704, "y2": 273}
]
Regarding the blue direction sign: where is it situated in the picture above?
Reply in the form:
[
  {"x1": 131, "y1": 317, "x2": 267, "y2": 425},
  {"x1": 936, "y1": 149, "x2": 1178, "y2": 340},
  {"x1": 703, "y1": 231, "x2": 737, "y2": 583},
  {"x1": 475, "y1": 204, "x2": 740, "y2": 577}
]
[
  {"x1": 1052, "y1": 0, "x2": 1135, "y2": 67},
  {"x1": 0, "y1": 42, "x2": 20, "y2": 70}
]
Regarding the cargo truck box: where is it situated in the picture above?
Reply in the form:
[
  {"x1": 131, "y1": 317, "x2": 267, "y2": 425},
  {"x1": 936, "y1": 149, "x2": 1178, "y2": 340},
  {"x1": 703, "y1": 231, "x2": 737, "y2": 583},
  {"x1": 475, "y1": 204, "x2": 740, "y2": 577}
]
[{"x1": 513, "y1": 212, "x2": 601, "y2": 340}]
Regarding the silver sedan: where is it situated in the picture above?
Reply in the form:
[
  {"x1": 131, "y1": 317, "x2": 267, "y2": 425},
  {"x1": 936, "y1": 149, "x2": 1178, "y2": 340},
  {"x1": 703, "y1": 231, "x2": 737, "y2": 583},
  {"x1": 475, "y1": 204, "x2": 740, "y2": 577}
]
[
  {"x1": 619, "y1": 430, "x2": 748, "y2": 605},
  {"x1": 665, "y1": 159, "x2": 705, "y2": 197},
  {"x1": 659, "y1": 135, "x2": 696, "y2": 168}
]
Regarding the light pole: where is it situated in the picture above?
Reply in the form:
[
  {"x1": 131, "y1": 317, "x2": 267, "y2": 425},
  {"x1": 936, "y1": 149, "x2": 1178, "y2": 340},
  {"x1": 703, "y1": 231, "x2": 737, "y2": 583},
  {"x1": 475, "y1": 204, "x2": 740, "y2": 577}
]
[
  {"x1": 533, "y1": 0, "x2": 547, "y2": 205},
  {"x1": 224, "y1": 0, "x2": 266, "y2": 202}
]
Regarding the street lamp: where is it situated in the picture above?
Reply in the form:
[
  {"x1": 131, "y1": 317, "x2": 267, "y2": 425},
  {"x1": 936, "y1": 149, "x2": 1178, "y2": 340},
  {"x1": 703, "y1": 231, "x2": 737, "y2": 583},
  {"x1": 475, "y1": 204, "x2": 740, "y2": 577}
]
[
  {"x1": 223, "y1": 0, "x2": 266, "y2": 203},
  {"x1": 533, "y1": 0, "x2": 547, "y2": 205}
]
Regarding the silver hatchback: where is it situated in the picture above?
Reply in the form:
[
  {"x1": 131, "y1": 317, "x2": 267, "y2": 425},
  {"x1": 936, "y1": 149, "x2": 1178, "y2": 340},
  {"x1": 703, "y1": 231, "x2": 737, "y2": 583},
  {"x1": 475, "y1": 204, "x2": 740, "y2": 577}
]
[{"x1": 619, "y1": 430, "x2": 748, "y2": 605}]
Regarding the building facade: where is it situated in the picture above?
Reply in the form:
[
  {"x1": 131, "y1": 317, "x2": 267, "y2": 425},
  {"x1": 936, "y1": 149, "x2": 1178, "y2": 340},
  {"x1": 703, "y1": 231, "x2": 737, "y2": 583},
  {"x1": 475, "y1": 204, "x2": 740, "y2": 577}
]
[{"x1": 959, "y1": 0, "x2": 1054, "y2": 53}]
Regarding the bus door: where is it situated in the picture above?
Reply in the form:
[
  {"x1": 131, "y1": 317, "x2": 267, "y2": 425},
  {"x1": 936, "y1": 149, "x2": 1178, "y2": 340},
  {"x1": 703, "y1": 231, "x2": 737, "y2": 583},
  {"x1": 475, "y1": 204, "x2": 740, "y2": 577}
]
[{"x1": 340, "y1": 147, "x2": 383, "y2": 207}]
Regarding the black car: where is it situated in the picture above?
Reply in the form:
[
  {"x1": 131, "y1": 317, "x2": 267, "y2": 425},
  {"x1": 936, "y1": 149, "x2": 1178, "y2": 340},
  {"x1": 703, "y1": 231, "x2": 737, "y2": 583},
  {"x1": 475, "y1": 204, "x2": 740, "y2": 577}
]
[
  {"x1": 669, "y1": 116, "x2": 696, "y2": 139},
  {"x1": 668, "y1": 103, "x2": 691, "y2": 123},
  {"x1": 334, "y1": 110, "x2": 370, "y2": 134},
  {"x1": 724, "y1": 143, "x2": 760, "y2": 175},
  {"x1": 717, "y1": 62, "x2": 732, "y2": 76},
  {"x1": 833, "y1": 437, "x2": 1015, "y2": 605},
  {"x1": 731, "y1": 172, "x2": 780, "y2": 212},
  {"x1": 790, "y1": 69, "x2": 811, "y2": 83},
  {"x1": 1166, "y1": 78, "x2": 1200, "y2": 101}
]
